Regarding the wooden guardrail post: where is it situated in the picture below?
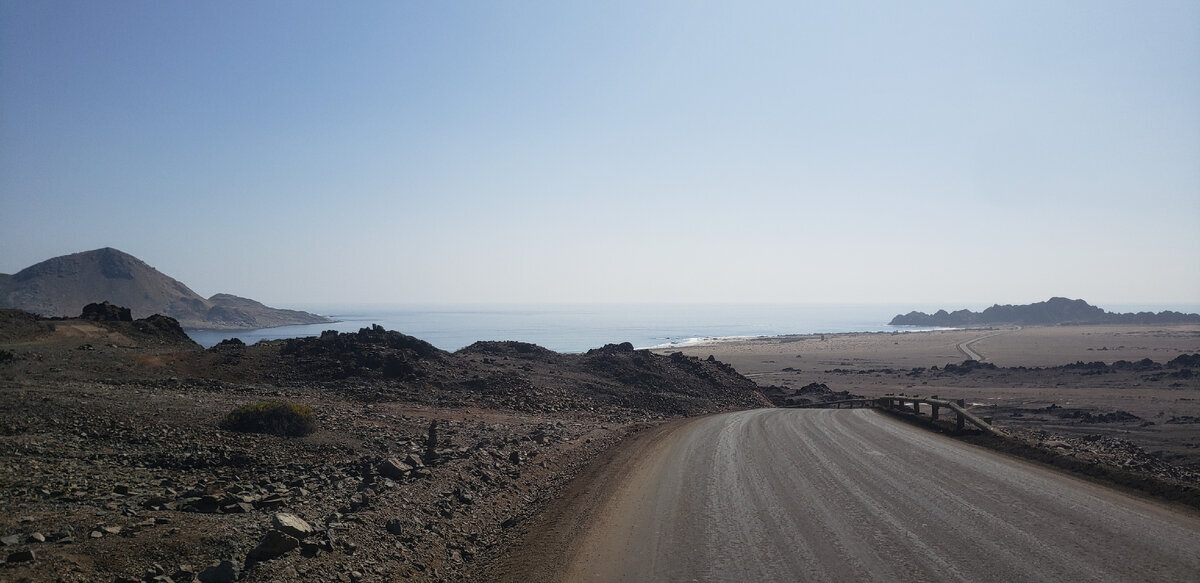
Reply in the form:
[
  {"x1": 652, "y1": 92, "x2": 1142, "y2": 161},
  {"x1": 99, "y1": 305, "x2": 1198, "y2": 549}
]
[
  {"x1": 956, "y1": 399, "x2": 965, "y2": 431},
  {"x1": 931, "y1": 395, "x2": 939, "y2": 420}
]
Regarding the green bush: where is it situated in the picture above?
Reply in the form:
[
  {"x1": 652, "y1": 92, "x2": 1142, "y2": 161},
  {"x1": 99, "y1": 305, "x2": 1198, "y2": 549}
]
[{"x1": 219, "y1": 401, "x2": 317, "y2": 437}]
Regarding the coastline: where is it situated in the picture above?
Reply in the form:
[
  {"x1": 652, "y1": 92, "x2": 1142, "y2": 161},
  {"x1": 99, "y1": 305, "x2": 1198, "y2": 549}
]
[
  {"x1": 654, "y1": 324, "x2": 1200, "y2": 372},
  {"x1": 639, "y1": 327, "x2": 960, "y2": 351}
]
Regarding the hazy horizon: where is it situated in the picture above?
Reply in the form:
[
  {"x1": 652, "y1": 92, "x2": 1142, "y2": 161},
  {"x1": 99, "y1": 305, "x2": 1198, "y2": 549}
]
[{"x1": 3, "y1": 2, "x2": 1198, "y2": 307}]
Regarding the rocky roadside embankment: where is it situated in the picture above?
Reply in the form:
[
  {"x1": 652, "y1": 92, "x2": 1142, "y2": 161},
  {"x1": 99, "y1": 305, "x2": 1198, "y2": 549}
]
[
  {"x1": 0, "y1": 378, "x2": 654, "y2": 582},
  {"x1": 0, "y1": 308, "x2": 772, "y2": 582}
]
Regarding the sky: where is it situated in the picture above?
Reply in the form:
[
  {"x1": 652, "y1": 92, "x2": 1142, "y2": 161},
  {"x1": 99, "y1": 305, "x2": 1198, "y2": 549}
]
[{"x1": 2, "y1": 1, "x2": 1198, "y2": 307}]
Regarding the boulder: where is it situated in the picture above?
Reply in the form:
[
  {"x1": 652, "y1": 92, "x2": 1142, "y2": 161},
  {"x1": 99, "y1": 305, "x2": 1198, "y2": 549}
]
[
  {"x1": 385, "y1": 518, "x2": 405, "y2": 536},
  {"x1": 248, "y1": 530, "x2": 299, "y2": 561},
  {"x1": 404, "y1": 453, "x2": 425, "y2": 468},
  {"x1": 378, "y1": 458, "x2": 413, "y2": 479},
  {"x1": 271, "y1": 513, "x2": 314, "y2": 540},
  {"x1": 198, "y1": 559, "x2": 240, "y2": 583},
  {"x1": 6, "y1": 549, "x2": 35, "y2": 563}
]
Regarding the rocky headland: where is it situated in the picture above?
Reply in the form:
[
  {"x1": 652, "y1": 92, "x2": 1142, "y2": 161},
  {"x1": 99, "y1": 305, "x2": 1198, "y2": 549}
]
[
  {"x1": 0, "y1": 248, "x2": 332, "y2": 330},
  {"x1": 890, "y1": 297, "x2": 1200, "y2": 327}
]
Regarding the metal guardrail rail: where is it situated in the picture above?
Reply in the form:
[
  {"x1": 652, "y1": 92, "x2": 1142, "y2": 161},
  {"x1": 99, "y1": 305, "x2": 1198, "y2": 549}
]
[{"x1": 787, "y1": 393, "x2": 1000, "y2": 434}]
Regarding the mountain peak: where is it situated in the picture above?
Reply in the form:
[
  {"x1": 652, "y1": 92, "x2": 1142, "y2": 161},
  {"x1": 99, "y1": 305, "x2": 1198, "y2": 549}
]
[{"x1": 0, "y1": 248, "x2": 332, "y2": 330}]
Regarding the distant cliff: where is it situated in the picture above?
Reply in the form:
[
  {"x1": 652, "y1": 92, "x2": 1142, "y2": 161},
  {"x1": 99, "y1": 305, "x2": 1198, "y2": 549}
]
[
  {"x1": 890, "y1": 297, "x2": 1200, "y2": 327},
  {"x1": 0, "y1": 248, "x2": 333, "y2": 330}
]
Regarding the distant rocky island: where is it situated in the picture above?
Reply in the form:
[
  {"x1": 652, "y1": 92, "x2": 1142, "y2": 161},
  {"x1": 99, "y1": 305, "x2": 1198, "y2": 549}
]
[
  {"x1": 890, "y1": 297, "x2": 1200, "y2": 327},
  {"x1": 0, "y1": 247, "x2": 333, "y2": 330}
]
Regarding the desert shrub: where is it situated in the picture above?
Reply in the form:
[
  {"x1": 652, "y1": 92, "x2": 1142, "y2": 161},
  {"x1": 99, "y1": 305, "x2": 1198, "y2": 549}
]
[{"x1": 219, "y1": 401, "x2": 316, "y2": 437}]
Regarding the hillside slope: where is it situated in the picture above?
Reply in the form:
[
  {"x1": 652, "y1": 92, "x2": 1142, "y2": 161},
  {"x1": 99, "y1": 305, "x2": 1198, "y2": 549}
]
[{"x1": 0, "y1": 248, "x2": 332, "y2": 330}]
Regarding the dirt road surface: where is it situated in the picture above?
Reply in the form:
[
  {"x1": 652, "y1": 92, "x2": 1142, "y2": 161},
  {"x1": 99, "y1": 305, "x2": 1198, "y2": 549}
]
[{"x1": 562, "y1": 409, "x2": 1200, "y2": 582}]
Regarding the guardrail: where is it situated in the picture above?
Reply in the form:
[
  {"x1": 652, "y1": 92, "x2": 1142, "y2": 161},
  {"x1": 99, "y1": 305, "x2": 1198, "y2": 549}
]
[
  {"x1": 784, "y1": 398, "x2": 878, "y2": 409},
  {"x1": 788, "y1": 393, "x2": 1000, "y2": 434},
  {"x1": 878, "y1": 394, "x2": 1000, "y2": 434}
]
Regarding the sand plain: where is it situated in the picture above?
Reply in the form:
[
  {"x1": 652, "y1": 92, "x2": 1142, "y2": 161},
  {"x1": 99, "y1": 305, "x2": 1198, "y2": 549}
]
[
  {"x1": 655, "y1": 325, "x2": 1200, "y2": 468},
  {"x1": 656, "y1": 325, "x2": 1200, "y2": 376}
]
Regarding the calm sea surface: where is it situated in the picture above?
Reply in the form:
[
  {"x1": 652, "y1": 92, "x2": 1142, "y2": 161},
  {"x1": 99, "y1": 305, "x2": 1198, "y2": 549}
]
[
  {"x1": 184, "y1": 303, "x2": 950, "y2": 352},
  {"x1": 184, "y1": 302, "x2": 1200, "y2": 353}
]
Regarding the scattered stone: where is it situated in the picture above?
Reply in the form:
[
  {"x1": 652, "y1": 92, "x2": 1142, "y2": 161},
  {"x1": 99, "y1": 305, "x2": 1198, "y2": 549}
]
[
  {"x1": 185, "y1": 495, "x2": 221, "y2": 514},
  {"x1": 404, "y1": 453, "x2": 425, "y2": 468},
  {"x1": 27, "y1": 532, "x2": 45, "y2": 543},
  {"x1": 378, "y1": 458, "x2": 413, "y2": 479},
  {"x1": 173, "y1": 565, "x2": 199, "y2": 582},
  {"x1": 454, "y1": 488, "x2": 474, "y2": 505},
  {"x1": 272, "y1": 513, "x2": 314, "y2": 540},
  {"x1": 385, "y1": 518, "x2": 405, "y2": 536},
  {"x1": 248, "y1": 529, "x2": 299, "y2": 561},
  {"x1": 255, "y1": 493, "x2": 289, "y2": 509},
  {"x1": 6, "y1": 549, "x2": 36, "y2": 562},
  {"x1": 425, "y1": 420, "x2": 439, "y2": 465},
  {"x1": 0, "y1": 534, "x2": 20, "y2": 546},
  {"x1": 197, "y1": 559, "x2": 240, "y2": 583}
]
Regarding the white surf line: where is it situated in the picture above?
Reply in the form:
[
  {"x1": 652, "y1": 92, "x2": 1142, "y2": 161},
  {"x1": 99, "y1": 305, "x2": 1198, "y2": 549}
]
[{"x1": 956, "y1": 327, "x2": 1017, "y2": 362}]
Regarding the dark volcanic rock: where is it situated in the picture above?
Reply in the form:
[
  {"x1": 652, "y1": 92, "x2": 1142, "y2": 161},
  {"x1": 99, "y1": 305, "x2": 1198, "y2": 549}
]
[
  {"x1": 379, "y1": 458, "x2": 414, "y2": 479},
  {"x1": 279, "y1": 325, "x2": 444, "y2": 382},
  {"x1": 6, "y1": 549, "x2": 36, "y2": 563},
  {"x1": 249, "y1": 529, "x2": 300, "y2": 561},
  {"x1": 1168, "y1": 354, "x2": 1200, "y2": 368},
  {"x1": 198, "y1": 559, "x2": 240, "y2": 583},
  {"x1": 457, "y1": 340, "x2": 557, "y2": 359},
  {"x1": 80, "y1": 301, "x2": 132, "y2": 322},
  {"x1": 131, "y1": 313, "x2": 194, "y2": 343}
]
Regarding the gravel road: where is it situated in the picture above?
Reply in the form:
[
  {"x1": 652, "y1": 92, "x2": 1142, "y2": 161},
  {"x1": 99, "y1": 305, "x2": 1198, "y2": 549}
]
[{"x1": 565, "y1": 409, "x2": 1200, "y2": 582}]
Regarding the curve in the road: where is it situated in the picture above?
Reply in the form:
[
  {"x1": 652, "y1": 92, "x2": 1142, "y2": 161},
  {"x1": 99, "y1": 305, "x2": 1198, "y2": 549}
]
[
  {"x1": 956, "y1": 328, "x2": 1014, "y2": 362},
  {"x1": 564, "y1": 409, "x2": 1200, "y2": 582}
]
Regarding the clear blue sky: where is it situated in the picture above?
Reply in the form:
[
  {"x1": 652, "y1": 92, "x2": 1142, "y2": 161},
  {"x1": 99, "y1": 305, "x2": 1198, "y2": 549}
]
[{"x1": 2, "y1": 1, "x2": 1198, "y2": 306}]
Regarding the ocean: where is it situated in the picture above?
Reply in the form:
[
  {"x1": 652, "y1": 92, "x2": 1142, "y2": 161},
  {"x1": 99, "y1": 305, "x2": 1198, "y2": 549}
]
[
  {"x1": 184, "y1": 302, "x2": 1200, "y2": 353},
  {"x1": 183, "y1": 303, "x2": 951, "y2": 352}
]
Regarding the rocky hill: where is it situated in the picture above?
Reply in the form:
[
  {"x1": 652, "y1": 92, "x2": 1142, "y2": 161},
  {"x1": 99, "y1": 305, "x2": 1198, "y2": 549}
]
[
  {"x1": 0, "y1": 306, "x2": 772, "y2": 581},
  {"x1": 0, "y1": 248, "x2": 332, "y2": 330},
  {"x1": 192, "y1": 331, "x2": 771, "y2": 417},
  {"x1": 890, "y1": 297, "x2": 1200, "y2": 327}
]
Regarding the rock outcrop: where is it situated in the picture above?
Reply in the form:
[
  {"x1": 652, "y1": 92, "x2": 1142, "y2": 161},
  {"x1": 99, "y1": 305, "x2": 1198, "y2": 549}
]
[{"x1": 890, "y1": 297, "x2": 1200, "y2": 327}]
